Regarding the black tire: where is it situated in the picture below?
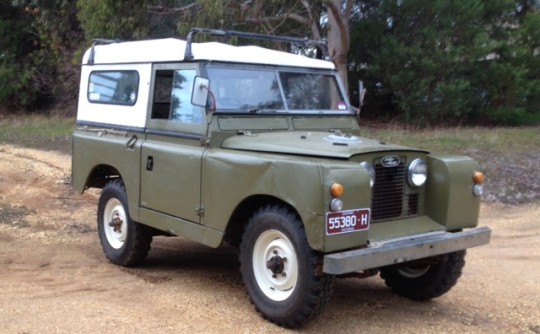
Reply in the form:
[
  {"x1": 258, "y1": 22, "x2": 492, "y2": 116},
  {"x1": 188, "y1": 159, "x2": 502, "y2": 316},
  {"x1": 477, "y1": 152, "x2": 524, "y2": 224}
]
[
  {"x1": 239, "y1": 205, "x2": 334, "y2": 328},
  {"x1": 97, "y1": 180, "x2": 152, "y2": 266},
  {"x1": 380, "y1": 250, "x2": 466, "y2": 300}
]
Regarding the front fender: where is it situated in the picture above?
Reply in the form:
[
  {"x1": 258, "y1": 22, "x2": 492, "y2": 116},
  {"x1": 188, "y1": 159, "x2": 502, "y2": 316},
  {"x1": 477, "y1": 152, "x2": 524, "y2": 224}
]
[
  {"x1": 425, "y1": 154, "x2": 482, "y2": 230},
  {"x1": 201, "y1": 150, "x2": 371, "y2": 251}
]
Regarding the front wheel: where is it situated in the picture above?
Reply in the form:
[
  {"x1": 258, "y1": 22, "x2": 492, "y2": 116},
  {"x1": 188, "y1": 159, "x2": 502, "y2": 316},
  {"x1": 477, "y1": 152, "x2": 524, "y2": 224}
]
[
  {"x1": 239, "y1": 205, "x2": 334, "y2": 328},
  {"x1": 380, "y1": 250, "x2": 466, "y2": 300},
  {"x1": 97, "y1": 180, "x2": 152, "y2": 266}
]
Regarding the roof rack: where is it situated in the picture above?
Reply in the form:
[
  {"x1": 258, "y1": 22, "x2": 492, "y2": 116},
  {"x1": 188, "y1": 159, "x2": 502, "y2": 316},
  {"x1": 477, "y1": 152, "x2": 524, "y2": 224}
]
[
  {"x1": 87, "y1": 38, "x2": 124, "y2": 65},
  {"x1": 184, "y1": 28, "x2": 328, "y2": 61}
]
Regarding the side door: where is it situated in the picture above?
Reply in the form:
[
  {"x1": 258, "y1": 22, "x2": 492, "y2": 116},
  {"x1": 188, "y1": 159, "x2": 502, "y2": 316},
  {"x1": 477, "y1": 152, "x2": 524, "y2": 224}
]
[{"x1": 140, "y1": 64, "x2": 207, "y2": 223}]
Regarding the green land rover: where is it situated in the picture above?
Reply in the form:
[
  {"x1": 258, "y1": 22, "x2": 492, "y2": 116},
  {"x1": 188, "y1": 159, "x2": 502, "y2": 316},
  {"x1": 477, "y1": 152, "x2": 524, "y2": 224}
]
[{"x1": 72, "y1": 28, "x2": 491, "y2": 328}]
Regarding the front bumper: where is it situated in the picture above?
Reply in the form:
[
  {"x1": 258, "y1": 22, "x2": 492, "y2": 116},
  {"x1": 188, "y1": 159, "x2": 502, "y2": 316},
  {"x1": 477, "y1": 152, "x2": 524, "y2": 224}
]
[{"x1": 323, "y1": 227, "x2": 491, "y2": 275}]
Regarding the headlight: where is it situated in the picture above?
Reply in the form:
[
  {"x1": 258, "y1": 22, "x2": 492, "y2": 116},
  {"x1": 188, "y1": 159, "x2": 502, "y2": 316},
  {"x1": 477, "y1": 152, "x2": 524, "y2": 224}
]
[
  {"x1": 408, "y1": 158, "x2": 427, "y2": 187},
  {"x1": 360, "y1": 161, "x2": 375, "y2": 187}
]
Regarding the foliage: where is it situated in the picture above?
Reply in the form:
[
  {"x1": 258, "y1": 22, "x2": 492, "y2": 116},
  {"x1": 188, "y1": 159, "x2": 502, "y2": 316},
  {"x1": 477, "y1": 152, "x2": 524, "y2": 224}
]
[
  {"x1": 77, "y1": 0, "x2": 148, "y2": 40},
  {"x1": 174, "y1": 0, "x2": 353, "y2": 91},
  {"x1": 351, "y1": 0, "x2": 540, "y2": 126},
  {"x1": 175, "y1": 1, "x2": 321, "y2": 39},
  {"x1": 0, "y1": 3, "x2": 39, "y2": 109},
  {"x1": 1, "y1": 0, "x2": 83, "y2": 112},
  {"x1": 0, "y1": 0, "x2": 539, "y2": 126}
]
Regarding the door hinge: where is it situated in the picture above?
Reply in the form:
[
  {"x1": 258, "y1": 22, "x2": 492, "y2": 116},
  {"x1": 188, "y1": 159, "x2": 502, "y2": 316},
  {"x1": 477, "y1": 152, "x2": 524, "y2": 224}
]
[
  {"x1": 196, "y1": 207, "x2": 205, "y2": 217},
  {"x1": 201, "y1": 138, "x2": 210, "y2": 147}
]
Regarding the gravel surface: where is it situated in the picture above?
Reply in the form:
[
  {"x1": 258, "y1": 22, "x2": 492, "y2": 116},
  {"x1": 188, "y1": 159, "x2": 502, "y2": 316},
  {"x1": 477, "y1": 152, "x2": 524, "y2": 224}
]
[
  {"x1": 468, "y1": 148, "x2": 540, "y2": 205},
  {"x1": 0, "y1": 144, "x2": 539, "y2": 333}
]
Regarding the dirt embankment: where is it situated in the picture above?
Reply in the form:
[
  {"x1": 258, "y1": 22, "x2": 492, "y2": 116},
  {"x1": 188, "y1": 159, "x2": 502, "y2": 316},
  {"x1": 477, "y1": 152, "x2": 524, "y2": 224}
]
[{"x1": 0, "y1": 144, "x2": 539, "y2": 334}]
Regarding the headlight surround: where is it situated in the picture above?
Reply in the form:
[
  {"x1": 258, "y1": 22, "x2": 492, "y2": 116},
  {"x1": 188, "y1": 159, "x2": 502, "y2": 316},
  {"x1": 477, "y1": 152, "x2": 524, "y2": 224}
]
[
  {"x1": 408, "y1": 158, "x2": 427, "y2": 187},
  {"x1": 360, "y1": 161, "x2": 376, "y2": 187}
]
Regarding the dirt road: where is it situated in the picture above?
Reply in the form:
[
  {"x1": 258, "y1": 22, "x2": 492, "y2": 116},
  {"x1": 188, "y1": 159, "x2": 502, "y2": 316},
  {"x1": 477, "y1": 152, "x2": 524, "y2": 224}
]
[{"x1": 0, "y1": 144, "x2": 538, "y2": 334}]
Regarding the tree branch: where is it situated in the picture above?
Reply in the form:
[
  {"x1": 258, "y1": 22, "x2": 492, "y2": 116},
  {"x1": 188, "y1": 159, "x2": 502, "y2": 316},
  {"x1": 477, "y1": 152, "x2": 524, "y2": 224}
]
[
  {"x1": 244, "y1": 13, "x2": 309, "y2": 25},
  {"x1": 301, "y1": 0, "x2": 322, "y2": 41},
  {"x1": 146, "y1": 3, "x2": 200, "y2": 15},
  {"x1": 326, "y1": 0, "x2": 350, "y2": 47}
]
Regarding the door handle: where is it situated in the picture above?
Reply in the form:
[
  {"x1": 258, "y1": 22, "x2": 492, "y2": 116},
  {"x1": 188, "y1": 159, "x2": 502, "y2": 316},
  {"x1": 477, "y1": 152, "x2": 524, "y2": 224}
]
[
  {"x1": 146, "y1": 156, "x2": 154, "y2": 171},
  {"x1": 126, "y1": 135, "x2": 138, "y2": 149}
]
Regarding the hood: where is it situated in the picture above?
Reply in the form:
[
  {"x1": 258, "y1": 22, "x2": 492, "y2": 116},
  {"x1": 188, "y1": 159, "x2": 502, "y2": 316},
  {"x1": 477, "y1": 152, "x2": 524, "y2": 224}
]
[{"x1": 221, "y1": 131, "x2": 425, "y2": 159}]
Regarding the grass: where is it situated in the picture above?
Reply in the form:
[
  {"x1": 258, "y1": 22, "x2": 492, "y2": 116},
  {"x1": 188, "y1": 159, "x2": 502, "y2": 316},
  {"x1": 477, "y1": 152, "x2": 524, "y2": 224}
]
[
  {"x1": 360, "y1": 123, "x2": 540, "y2": 204},
  {"x1": 1, "y1": 114, "x2": 538, "y2": 156},
  {"x1": 0, "y1": 114, "x2": 74, "y2": 153},
  {"x1": 1, "y1": 115, "x2": 538, "y2": 204},
  {"x1": 360, "y1": 124, "x2": 540, "y2": 155},
  {"x1": 0, "y1": 115, "x2": 540, "y2": 155}
]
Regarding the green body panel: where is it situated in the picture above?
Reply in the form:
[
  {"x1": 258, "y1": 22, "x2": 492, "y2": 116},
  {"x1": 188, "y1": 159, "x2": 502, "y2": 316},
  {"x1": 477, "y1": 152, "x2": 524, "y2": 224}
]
[
  {"x1": 222, "y1": 131, "x2": 409, "y2": 158},
  {"x1": 72, "y1": 129, "x2": 143, "y2": 221},
  {"x1": 217, "y1": 116, "x2": 290, "y2": 131},
  {"x1": 319, "y1": 166, "x2": 372, "y2": 251},
  {"x1": 140, "y1": 208, "x2": 223, "y2": 247},
  {"x1": 425, "y1": 155, "x2": 481, "y2": 230},
  {"x1": 214, "y1": 115, "x2": 359, "y2": 133},
  {"x1": 140, "y1": 134, "x2": 203, "y2": 223},
  {"x1": 72, "y1": 48, "x2": 488, "y2": 278},
  {"x1": 291, "y1": 116, "x2": 356, "y2": 130},
  {"x1": 368, "y1": 216, "x2": 445, "y2": 243},
  {"x1": 72, "y1": 119, "x2": 483, "y2": 254},
  {"x1": 201, "y1": 148, "x2": 373, "y2": 251}
]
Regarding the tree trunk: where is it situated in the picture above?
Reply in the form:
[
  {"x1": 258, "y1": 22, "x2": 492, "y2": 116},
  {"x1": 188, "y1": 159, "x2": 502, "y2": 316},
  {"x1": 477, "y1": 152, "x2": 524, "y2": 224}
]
[{"x1": 326, "y1": 0, "x2": 352, "y2": 95}]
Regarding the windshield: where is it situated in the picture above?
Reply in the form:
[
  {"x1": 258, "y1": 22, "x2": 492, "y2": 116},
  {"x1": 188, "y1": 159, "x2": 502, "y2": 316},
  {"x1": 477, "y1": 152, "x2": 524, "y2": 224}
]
[{"x1": 206, "y1": 67, "x2": 350, "y2": 114}]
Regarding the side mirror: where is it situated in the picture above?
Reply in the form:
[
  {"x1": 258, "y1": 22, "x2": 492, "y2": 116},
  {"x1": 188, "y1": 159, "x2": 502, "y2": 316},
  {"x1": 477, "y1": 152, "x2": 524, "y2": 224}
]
[{"x1": 192, "y1": 76, "x2": 210, "y2": 107}]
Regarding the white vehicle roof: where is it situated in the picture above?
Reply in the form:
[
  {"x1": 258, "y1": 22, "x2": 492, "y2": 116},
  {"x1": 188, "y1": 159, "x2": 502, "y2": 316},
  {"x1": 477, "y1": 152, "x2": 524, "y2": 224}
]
[{"x1": 82, "y1": 38, "x2": 335, "y2": 70}]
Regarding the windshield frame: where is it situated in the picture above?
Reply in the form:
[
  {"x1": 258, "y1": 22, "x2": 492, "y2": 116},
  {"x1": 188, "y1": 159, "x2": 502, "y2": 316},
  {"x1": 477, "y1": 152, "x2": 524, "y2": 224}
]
[{"x1": 202, "y1": 63, "x2": 353, "y2": 116}]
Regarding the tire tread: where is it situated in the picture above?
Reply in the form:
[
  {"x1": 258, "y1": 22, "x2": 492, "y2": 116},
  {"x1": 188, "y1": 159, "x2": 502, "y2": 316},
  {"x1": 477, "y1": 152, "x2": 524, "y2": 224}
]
[
  {"x1": 380, "y1": 250, "x2": 466, "y2": 300},
  {"x1": 98, "y1": 180, "x2": 152, "y2": 267},
  {"x1": 240, "y1": 205, "x2": 334, "y2": 328}
]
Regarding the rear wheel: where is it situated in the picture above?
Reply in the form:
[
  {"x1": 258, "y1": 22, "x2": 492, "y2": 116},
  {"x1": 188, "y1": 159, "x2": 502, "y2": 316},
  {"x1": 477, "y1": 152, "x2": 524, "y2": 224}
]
[
  {"x1": 380, "y1": 250, "x2": 466, "y2": 300},
  {"x1": 239, "y1": 205, "x2": 334, "y2": 328},
  {"x1": 97, "y1": 180, "x2": 152, "y2": 266}
]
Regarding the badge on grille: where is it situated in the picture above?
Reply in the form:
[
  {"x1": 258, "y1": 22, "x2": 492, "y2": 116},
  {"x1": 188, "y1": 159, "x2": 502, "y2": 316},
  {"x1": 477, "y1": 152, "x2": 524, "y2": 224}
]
[{"x1": 381, "y1": 156, "x2": 400, "y2": 167}]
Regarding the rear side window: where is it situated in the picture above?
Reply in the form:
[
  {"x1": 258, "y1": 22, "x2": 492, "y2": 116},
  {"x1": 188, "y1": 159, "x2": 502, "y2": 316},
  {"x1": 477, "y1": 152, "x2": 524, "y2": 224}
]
[{"x1": 88, "y1": 71, "x2": 139, "y2": 105}]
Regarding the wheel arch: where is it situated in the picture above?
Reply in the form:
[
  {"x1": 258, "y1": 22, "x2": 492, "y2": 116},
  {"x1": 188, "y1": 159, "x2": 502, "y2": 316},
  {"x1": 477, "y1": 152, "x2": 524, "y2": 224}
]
[
  {"x1": 85, "y1": 165, "x2": 148, "y2": 230},
  {"x1": 83, "y1": 164, "x2": 122, "y2": 190},
  {"x1": 224, "y1": 194, "x2": 301, "y2": 247}
]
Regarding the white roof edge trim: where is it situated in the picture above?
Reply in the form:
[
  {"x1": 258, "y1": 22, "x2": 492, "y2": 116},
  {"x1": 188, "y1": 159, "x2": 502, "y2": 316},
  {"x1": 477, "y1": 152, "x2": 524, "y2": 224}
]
[{"x1": 82, "y1": 38, "x2": 335, "y2": 70}]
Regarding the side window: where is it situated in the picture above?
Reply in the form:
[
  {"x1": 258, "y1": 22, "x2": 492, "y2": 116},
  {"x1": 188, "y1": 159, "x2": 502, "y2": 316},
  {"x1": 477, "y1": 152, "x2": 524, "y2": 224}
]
[
  {"x1": 151, "y1": 69, "x2": 202, "y2": 124},
  {"x1": 171, "y1": 70, "x2": 201, "y2": 124},
  {"x1": 88, "y1": 71, "x2": 139, "y2": 105},
  {"x1": 151, "y1": 70, "x2": 173, "y2": 119}
]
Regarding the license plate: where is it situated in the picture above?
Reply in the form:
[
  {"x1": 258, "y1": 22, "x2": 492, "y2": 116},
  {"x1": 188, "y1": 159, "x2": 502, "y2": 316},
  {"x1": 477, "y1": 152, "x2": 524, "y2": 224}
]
[{"x1": 326, "y1": 209, "x2": 370, "y2": 235}]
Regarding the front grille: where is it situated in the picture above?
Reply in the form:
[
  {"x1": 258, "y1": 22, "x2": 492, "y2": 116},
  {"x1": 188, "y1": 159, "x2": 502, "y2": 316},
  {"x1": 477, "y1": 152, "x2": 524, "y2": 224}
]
[
  {"x1": 407, "y1": 193, "x2": 419, "y2": 216},
  {"x1": 371, "y1": 157, "x2": 419, "y2": 221}
]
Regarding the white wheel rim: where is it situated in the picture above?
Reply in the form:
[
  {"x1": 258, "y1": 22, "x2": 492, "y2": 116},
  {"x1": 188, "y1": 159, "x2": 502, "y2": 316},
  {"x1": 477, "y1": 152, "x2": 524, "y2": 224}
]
[
  {"x1": 252, "y1": 229, "x2": 298, "y2": 301},
  {"x1": 103, "y1": 198, "x2": 127, "y2": 249}
]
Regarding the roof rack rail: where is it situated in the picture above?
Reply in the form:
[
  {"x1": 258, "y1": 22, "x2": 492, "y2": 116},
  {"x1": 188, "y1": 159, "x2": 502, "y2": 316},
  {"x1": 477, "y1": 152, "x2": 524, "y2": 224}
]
[
  {"x1": 87, "y1": 38, "x2": 124, "y2": 65},
  {"x1": 184, "y1": 28, "x2": 327, "y2": 61}
]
